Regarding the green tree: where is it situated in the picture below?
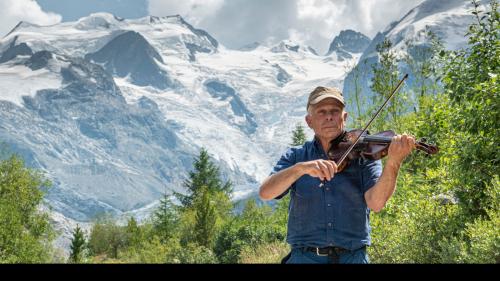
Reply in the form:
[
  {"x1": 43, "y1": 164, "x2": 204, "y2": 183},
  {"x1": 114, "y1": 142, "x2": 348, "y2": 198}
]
[
  {"x1": 193, "y1": 186, "x2": 217, "y2": 248},
  {"x1": 441, "y1": 0, "x2": 499, "y2": 217},
  {"x1": 290, "y1": 123, "x2": 307, "y2": 146},
  {"x1": 370, "y1": 38, "x2": 403, "y2": 129},
  {"x1": 345, "y1": 59, "x2": 369, "y2": 128},
  {"x1": 69, "y1": 224, "x2": 87, "y2": 263},
  {"x1": 88, "y1": 216, "x2": 126, "y2": 260},
  {"x1": 151, "y1": 193, "x2": 179, "y2": 242},
  {"x1": 175, "y1": 148, "x2": 232, "y2": 208},
  {"x1": 125, "y1": 217, "x2": 145, "y2": 250},
  {"x1": 403, "y1": 29, "x2": 443, "y2": 112},
  {"x1": 0, "y1": 155, "x2": 54, "y2": 263}
]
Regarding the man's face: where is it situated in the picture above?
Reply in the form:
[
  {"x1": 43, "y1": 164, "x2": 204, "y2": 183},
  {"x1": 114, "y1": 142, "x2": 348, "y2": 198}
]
[{"x1": 305, "y1": 98, "x2": 347, "y2": 140}]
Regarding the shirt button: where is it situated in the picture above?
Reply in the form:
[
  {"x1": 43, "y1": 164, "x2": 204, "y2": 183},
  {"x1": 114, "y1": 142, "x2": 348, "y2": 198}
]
[
  {"x1": 327, "y1": 203, "x2": 331, "y2": 207},
  {"x1": 328, "y1": 223, "x2": 332, "y2": 227},
  {"x1": 326, "y1": 188, "x2": 330, "y2": 191}
]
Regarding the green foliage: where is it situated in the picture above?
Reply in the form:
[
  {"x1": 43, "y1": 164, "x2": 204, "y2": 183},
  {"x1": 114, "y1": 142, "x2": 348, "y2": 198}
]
[
  {"x1": 120, "y1": 235, "x2": 170, "y2": 263},
  {"x1": 370, "y1": 38, "x2": 403, "y2": 128},
  {"x1": 439, "y1": 0, "x2": 499, "y2": 217},
  {"x1": 124, "y1": 217, "x2": 145, "y2": 251},
  {"x1": 69, "y1": 224, "x2": 87, "y2": 263},
  {"x1": 290, "y1": 123, "x2": 307, "y2": 146},
  {"x1": 214, "y1": 199, "x2": 287, "y2": 263},
  {"x1": 239, "y1": 241, "x2": 290, "y2": 264},
  {"x1": 193, "y1": 187, "x2": 217, "y2": 248},
  {"x1": 0, "y1": 155, "x2": 55, "y2": 263},
  {"x1": 151, "y1": 193, "x2": 179, "y2": 242},
  {"x1": 346, "y1": 60, "x2": 369, "y2": 128},
  {"x1": 170, "y1": 242, "x2": 218, "y2": 264},
  {"x1": 460, "y1": 176, "x2": 500, "y2": 263},
  {"x1": 369, "y1": 172, "x2": 464, "y2": 263},
  {"x1": 354, "y1": 0, "x2": 499, "y2": 264},
  {"x1": 87, "y1": 216, "x2": 127, "y2": 259},
  {"x1": 175, "y1": 148, "x2": 233, "y2": 208},
  {"x1": 403, "y1": 29, "x2": 444, "y2": 108}
]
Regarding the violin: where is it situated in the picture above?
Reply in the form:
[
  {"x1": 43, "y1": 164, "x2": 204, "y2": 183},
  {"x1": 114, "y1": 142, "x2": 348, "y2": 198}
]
[
  {"x1": 327, "y1": 129, "x2": 439, "y2": 172},
  {"x1": 319, "y1": 74, "x2": 438, "y2": 185}
]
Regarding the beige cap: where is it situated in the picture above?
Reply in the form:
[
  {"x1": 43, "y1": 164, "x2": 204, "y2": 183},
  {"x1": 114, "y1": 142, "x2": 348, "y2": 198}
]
[{"x1": 307, "y1": 86, "x2": 345, "y2": 110}]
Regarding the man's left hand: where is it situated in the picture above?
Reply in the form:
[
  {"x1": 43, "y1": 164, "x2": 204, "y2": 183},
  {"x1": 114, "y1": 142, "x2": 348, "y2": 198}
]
[{"x1": 387, "y1": 133, "x2": 416, "y2": 165}]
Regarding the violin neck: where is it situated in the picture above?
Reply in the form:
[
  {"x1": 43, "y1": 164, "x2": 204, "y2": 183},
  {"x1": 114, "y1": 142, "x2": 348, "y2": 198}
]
[
  {"x1": 362, "y1": 135, "x2": 438, "y2": 155},
  {"x1": 362, "y1": 135, "x2": 392, "y2": 144}
]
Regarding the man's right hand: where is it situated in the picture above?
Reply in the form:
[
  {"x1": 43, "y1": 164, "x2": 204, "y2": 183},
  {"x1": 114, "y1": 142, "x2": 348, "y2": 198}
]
[{"x1": 300, "y1": 159, "x2": 338, "y2": 181}]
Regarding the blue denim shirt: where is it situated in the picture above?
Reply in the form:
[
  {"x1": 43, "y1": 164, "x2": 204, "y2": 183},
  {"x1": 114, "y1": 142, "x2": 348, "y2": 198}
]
[{"x1": 271, "y1": 137, "x2": 382, "y2": 250}]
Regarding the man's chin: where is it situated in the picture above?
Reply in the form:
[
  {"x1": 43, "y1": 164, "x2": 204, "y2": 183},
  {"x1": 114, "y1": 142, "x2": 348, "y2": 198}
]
[{"x1": 321, "y1": 130, "x2": 342, "y2": 140}]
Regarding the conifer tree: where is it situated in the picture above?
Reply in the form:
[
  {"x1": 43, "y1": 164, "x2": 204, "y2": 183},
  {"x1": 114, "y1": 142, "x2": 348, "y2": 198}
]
[
  {"x1": 290, "y1": 123, "x2": 307, "y2": 146},
  {"x1": 152, "y1": 192, "x2": 179, "y2": 242},
  {"x1": 69, "y1": 224, "x2": 87, "y2": 263},
  {"x1": 125, "y1": 217, "x2": 144, "y2": 250},
  {"x1": 175, "y1": 148, "x2": 232, "y2": 208},
  {"x1": 193, "y1": 186, "x2": 217, "y2": 248}
]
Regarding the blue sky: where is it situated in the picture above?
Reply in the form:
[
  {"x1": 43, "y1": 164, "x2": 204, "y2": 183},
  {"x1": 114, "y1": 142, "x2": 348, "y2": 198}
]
[
  {"x1": 36, "y1": 0, "x2": 148, "y2": 21},
  {"x1": 1, "y1": 0, "x2": 425, "y2": 54}
]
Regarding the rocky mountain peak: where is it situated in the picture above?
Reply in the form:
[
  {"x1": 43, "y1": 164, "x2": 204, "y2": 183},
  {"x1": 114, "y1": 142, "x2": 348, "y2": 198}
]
[
  {"x1": 326, "y1": 29, "x2": 370, "y2": 59},
  {"x1": 85, "y1": 30, "x2": 174, "y2": 89}
]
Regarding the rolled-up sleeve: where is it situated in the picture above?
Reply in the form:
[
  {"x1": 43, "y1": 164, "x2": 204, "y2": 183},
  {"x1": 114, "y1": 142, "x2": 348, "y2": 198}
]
[
  {"x1": 269, "y1": 147, "x2": 297, "y2": 200},
  {"x1": 361, "y1": 159, "x2": 383, "y2": 194}
]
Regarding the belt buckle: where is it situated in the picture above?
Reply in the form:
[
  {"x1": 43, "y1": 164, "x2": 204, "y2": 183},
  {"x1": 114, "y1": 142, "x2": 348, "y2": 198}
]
[{"x1": 315, "y1": 247, "x2": 328, "y2": 257}]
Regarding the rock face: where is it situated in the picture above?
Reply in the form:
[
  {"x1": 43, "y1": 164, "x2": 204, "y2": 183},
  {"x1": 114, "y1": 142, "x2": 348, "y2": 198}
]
[
  {"x1": 204, "y1": 80, "x2": 258, "y2": 135},
  {"x1": 85, "y1": 31, "x2": 174, "y2": 89},
  {"x1": 3, "y1": 53, "x2": 193, "y2": 221},
  {"x1": 326, "y1": 30, "x2": 371, "y2": 60},
  {"x1": 25, "y1": 51, "x2": 53, "y2": 70},
  {"x1": 0, "y1": 41, "x2": 33, "y2": 63}
]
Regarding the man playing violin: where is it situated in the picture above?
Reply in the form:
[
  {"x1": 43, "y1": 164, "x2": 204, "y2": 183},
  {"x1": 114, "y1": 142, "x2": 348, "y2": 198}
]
[{"x1": 259, "y1": 86, "x2": 416, "y2": 264}]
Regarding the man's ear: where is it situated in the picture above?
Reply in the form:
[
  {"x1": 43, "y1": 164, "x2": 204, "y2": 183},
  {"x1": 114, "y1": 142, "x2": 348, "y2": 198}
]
[
  {"x1": 305, "y1": 115, "x2": 312, "y2": 128},
  {"x1": 343, "y1": 111, "x2": 348, "y2": 126}
]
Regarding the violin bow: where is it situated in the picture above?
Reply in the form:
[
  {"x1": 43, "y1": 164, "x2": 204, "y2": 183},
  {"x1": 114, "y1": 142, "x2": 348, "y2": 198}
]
[{"x1": 335, "y1": 74, "x2": 409, "y2": 168}]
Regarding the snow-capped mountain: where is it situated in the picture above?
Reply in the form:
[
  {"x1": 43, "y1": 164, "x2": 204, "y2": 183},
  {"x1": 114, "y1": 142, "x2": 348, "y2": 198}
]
[
  {"x1": 270, "y1": 40, "x2": 319, "y2": 56},
  {"x1": 0, "y1": 13, "x2": 362, "y2": 229},
  {"x1": 342, "y1": 0, "x2": 476, "y2": 109},
  {"x1": 326, "y1": 30, "x2": 371, "y2": 60}
]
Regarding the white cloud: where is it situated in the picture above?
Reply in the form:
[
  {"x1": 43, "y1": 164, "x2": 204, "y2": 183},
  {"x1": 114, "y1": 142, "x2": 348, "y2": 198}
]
[
  {"x1": 149, "y1": 0, "x2": 425, "y2": 54},
  {"x1": 148, "y1": 0, "x2": 224, "y2": 26},
  {"x1": 0, "y1": 0, "x2": 62, "y2": 38}
]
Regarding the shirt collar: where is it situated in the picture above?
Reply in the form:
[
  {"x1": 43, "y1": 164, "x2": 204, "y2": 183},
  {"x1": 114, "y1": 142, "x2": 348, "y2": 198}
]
[{"x1": 313, "y1": 135, "x2": 322, "y2": 152}]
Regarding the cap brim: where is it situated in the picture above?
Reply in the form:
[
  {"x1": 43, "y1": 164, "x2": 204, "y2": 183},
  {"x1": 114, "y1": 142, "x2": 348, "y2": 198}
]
[{"x1": 309, "y1": 94, "x2": 345, "y2": 106}]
